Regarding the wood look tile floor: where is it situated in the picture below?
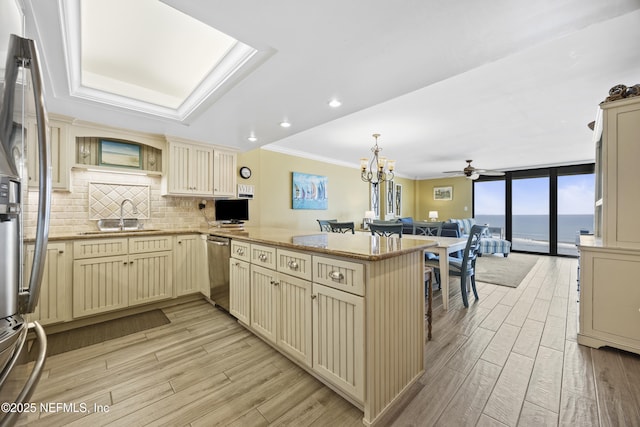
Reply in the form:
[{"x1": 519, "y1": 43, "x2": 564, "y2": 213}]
[{"x1": 17, "y1": 255, "x2": 640, "y2": 426}]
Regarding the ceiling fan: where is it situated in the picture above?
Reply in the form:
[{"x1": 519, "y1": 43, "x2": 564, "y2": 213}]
[{"x1": 443, "y1": 160, "x2": 505, "y2": 180}]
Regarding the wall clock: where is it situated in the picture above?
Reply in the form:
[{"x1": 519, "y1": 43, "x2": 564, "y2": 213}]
[{"x1": 239, "y1": 166, "x2": 252, "y2": 179}]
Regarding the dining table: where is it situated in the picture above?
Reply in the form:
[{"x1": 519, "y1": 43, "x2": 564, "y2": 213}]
[{"x1": 404, "y1": 234, "x2": 468, "y2": 311}]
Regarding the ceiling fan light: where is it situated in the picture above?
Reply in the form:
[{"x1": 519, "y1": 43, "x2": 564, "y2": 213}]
[{"x1": 469, "y1": 173, "x2": 480, "y2": 180}]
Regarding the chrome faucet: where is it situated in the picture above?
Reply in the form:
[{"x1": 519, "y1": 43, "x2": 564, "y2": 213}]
[{"x1": 119, "y1": 199, "x2": 139, "y2": 230}]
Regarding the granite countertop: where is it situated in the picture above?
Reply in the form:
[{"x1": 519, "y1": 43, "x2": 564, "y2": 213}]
[
  {"x1": 208, "y1": 226, "x2": 437, "y2": 261},
  {"x1": 27, "y1": 228, "x2": 207, "y2": 243}
]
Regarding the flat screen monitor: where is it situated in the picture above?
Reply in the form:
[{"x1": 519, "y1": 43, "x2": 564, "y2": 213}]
[{"x1": 214, "y1": 199, "x2": 249, "y2": 223}]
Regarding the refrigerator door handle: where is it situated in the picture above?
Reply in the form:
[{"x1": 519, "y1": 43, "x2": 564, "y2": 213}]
[
  {"x1": 7, "y1": 35, "x2": 52, "y2": 314},
  {"x1": 0, "y1": 322, "x2": 47, "y2": 427}
]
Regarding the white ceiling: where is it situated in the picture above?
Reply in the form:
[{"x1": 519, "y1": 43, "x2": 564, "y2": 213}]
[{"x1": 21, "y1": 0, "x2": 640, "y2": 179}]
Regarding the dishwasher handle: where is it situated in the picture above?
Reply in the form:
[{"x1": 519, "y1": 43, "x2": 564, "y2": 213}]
[{"x1": 207, "y1": 236, "x2": 230, "y2": 245}]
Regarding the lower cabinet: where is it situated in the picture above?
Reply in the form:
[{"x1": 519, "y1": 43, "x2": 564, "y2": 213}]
[
  {"x1": 174, "y1": 234, "x2": 206, "y2": 296},
  {"x1": 250, "y1": 264, "x2": 313, "y2": 367},
  {"x1": 229, "y1": 258, "x2": 250, "y2": 324},
  {"x1": 72, "y1": 236, "x2": 173, "y2": 318},
  {"x1": 226, "y1": 238, "x2": 425, "y2": 425},
  {"x1": 24, "y1": 242, "x2": 72, "y2": 325},
  {"x1": 312, "y1": 283, "x2": 364, "y2": 401},
  {"x1": 229, "y1": 242, "x2": 364, "y2": 400},
  {"x1": 578, "y1": 245, "x2": 640, "y2": 354},
  {"x1": 73, "y1": 255, "x2": 129, "y2": 317},
  {"x1": 128, "y1": 250, "x2": 173, "y2": 306}
]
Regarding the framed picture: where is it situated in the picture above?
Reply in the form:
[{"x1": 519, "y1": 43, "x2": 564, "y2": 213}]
[
  {"x1": 292, "y1": 172, "x2": 328, "y2": 209},
  {"x1": 99, "y1": 139, "x2": 141, "y2": 169},
  {"x1": 385, "y1": 180, "x2": 395, "y2": 217},
  {"x1": 434, "y1": 186, "x2": 453, "y2": 201},
  {"x1": 395, "y1": 183, "x2": 402, "y2": 216}
]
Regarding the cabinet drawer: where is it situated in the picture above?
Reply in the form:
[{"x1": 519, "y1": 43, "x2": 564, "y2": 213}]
[
  {"x1": 276, "y1": 249, "x2": 312, "y2": 281},
  {"x1": 251, "y1": 244, "x2": 276, "y2": 269},
  {"x1": 129, "y1": 236, "x2": 173, "y2": 254},
  {"x1": 231, "y1": 240, "x2": 250, "y2": 262},
  {"x1": 73, "y1": 238, "x2": 128, "y2": 259},
  {"x1": 313, "y1": 255, "x2": 364, "y2": 296}
]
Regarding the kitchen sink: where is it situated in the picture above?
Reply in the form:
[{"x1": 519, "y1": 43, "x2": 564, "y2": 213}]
[
  {"x1": 97, "y1": 218, "x2": 143, "y2": 231},
  {"x1": 77, "y1": 218, "x2": 159, "y2": 235}
]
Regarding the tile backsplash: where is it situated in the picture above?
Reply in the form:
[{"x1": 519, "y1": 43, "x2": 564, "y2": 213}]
[
  {"x1": 88, "y1": 182, "x2": 150, "y2": 220},
  {"x1": 23, "y1": 169, "x2": 214, "y2": 237}
]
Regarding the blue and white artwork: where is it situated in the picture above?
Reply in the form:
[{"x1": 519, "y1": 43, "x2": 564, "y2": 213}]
[{"x1": 292, "y1": 172, "x2": 328, "y2": 210}]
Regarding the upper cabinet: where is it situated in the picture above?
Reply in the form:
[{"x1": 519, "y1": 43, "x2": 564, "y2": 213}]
[
  {"x1": 165, "y1": 139, "x2": 214, "y2": 196},
  {"x1": 27, "y1": 116, "x2": 72, "y2": 191},
  {"x1": 213, "y1": 149, "x2": 237, "y2": 197},
  {"x1": 599, "y1": 97, "x2": 640, "y2": 249},
  {"x1": 163, "y1": 137, "x2": 237, "y2": 197}
]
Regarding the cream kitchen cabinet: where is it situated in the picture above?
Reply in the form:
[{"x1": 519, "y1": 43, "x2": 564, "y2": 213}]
[
  {"x1": 312, "y1": 282, "x2": 364, "y2": 401},
  {"x1": 600, "y1": 97, "x2": 640, "y2": 249},
  {"x1": 24, "y1": 242, "x2": 72, "y2": 325},
  {"x1": 224, "y1": 234, "x2": 427, "y2": 426},
  {"x1": 174, "y1": 234, "x2": 206, "y2": 296},
  {"x1": 577, "y1": 96, "x2": 640, "y2": 356},
  {"x1": 229, "y1": 257, "x2": 250, "y2": 324},
  {"x1": 121, "y1": 235, "x2": 173, "y2": 307},
  {"x1": 73, "y1": 236, "x2": 173, "y2": 317},
  {"x1": 577, "y1": 243, "x2": 640, "y2": 354},
  {"x1": 27, "y1": 117, "x2": 71, "y2": 191},
  {"x1": 250, "y1": 264, "x2": 313, "y2": 367},
  {"x1": 213, "y1": 149, "x2": 237, "y2": 197},
  {"x1": 311, "y1": 255, "x2": 365, "y2": 401},
  {"x1": 165, "y1": 140, "x2": 214, "y2": 196}
]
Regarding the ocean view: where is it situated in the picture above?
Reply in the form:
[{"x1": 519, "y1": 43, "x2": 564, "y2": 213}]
[{"x1": 475, "y1": 214, "x2": 594, "y2": 243}]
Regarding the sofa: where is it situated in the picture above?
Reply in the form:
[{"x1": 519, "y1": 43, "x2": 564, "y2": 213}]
[
  {"x1": 448, "y1": 218, "x2": 511, "y2": 257},
  {"x1": 381, "y1": 217, "x2": 440, "y2": 236}
]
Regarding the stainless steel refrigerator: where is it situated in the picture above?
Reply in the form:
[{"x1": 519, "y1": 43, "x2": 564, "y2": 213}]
[{"x1": 0, "y1": 10, "x2": 52, "y2": 427}]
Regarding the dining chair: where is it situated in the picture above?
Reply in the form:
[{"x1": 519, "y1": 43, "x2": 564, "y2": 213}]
[
  {"x1": 432, "y1": 224, "x2": 487, "y2": 308},
  {"x1": 424, "y1": 221, "x2": 463, "y2": 288},
  {"x1": 369, "y1": 223, "x2": 403, "y2": 237},
  {"x1": 329, "y1": 221, "x2": 355, "y2": 234},
  {"x1": 437, "y1": 222, "x2": 461, "y2": 237},
  {"x1": 317, "y1": 219, "x2": 337, "y2": 232},
  {"x1": 413, "y1": 221, "x2": 441, "y2": 236}
]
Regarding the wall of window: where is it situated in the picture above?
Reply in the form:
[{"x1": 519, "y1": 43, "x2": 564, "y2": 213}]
[{"x1": 473, "y1": 164, "x2": 594, "y2": 257}]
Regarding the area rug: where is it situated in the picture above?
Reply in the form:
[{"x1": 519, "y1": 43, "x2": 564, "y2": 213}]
[
  {"x1": 29, "y1": 309, "x2": 170, "y2": 360},
  {"x1": 474, "y1": 253, "x2": 539, "y2": 288}
]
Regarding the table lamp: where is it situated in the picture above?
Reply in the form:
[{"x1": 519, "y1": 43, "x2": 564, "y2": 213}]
[
  {"x1": 428, "y1": 211, "x2": 439, "y2": 221},
  {"x1": 364, "y1": 210, "x2": 376, "y2": 229}
]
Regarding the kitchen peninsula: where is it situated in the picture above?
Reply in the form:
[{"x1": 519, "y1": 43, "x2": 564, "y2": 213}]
[{"x1": 210, "y1": 227, "x2": 437, "y2": 426}]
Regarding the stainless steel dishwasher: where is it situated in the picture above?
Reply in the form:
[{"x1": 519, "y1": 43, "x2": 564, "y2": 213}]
[{"x1": 207, "y1": 235, "x2": 231, "y2": 311}]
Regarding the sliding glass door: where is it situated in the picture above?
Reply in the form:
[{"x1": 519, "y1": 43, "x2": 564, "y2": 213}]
[
  {"x1": 474, "y1": 180, "x2": 505, "y2": 232},
  {"x1": 512, "y1": 176, "x2": 549, "y2": 253},
  {"x1": 473, "y1": 164, "x2": 594, "y2": 257},
  {"x1": 557, "y1": 173, "x2": 595, "y2": 256}
]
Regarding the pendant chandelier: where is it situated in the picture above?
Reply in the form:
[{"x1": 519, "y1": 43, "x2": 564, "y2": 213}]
[{"x1": 360, "y1": 133, "x2": 395, "y2": 184}]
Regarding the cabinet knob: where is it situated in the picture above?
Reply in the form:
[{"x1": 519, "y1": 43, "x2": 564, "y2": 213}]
[
  {"x1": 287, "y1": 260, "x2": 299, "y2": 270},
  {"x1": 258, "y1": 254, "x2": 268, "y2": 262},
  {"x1": 270, "y1": 280, "x2": 279, "y2": 286},
  {"x1": 58, "y1": 250, "x2": 64, "y2": 254},
  {"x1": 178, "y1": 241, "x2": 182, "y2": 244},
  {"x1": 236, "y1": 248, "x2": 245, "y2": 256},
  {"x1": 311, "y1": 294, "x2": 317, "y2": 299}
]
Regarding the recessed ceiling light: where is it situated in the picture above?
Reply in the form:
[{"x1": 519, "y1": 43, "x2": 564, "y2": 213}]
[
  {"x1": 280, "y1": 121, "x2": 291, "y2": 128},
  {"x1": 247, "y1": 135, "x2": 257, "y2": 142},
  {"x1": 328, "y1": 99, "x2": 342, "y2": 108}
]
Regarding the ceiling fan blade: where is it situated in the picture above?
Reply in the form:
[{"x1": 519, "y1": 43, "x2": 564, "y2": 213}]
[
  {"x1": 443, "y1": 170, "x2": 463, "y2": 174},
  {"x1": 480, "y1": 170, "x2": 505, "y2": 176}
]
